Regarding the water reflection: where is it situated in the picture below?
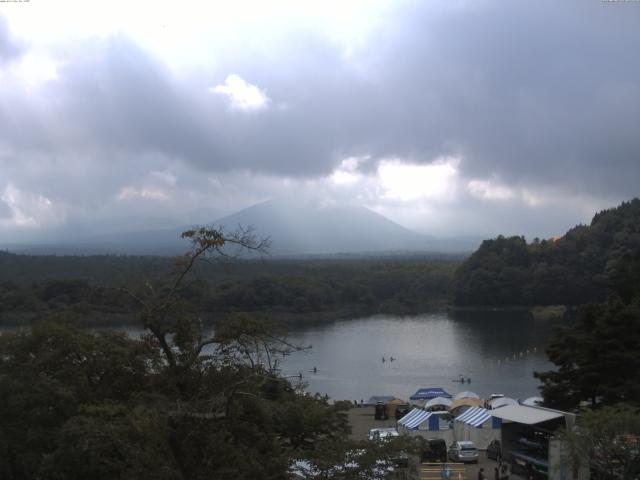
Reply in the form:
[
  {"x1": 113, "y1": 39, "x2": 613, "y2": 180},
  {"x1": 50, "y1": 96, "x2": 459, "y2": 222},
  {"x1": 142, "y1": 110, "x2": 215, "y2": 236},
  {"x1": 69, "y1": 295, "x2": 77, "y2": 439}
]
[
  {"x1": 1, "y1": 311, "x2": 562, "y2": 403},
  {"x1": 281, "y1": 312, "x2": 561, "y2": 402}
]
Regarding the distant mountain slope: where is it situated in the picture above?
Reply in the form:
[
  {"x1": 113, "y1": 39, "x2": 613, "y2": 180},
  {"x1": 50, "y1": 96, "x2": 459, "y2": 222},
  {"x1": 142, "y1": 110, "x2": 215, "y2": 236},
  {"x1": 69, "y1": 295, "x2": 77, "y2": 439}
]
[
  {"x1": 215, "y1": 198, "x2": 480, "y2": 255},
  {"x1": 2, "y1": 198, "x2": 481, "y2": 256},
  {"x1": 216, "y1": 198, "x2": 431, "y2": 254},
  {"x1": 451, "y1": 198, "x2": 640, "y2": 306}
]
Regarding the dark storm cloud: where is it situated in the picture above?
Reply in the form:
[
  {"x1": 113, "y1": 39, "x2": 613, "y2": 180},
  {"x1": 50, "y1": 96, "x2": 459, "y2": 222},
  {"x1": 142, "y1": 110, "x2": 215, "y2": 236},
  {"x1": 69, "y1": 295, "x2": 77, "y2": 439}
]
[
  {"x1": 1, "y1": 0, "x2": 639, "y2": 202},
  {"x1": 376, "y1": 0, "x2": 640, "y2": 197}
]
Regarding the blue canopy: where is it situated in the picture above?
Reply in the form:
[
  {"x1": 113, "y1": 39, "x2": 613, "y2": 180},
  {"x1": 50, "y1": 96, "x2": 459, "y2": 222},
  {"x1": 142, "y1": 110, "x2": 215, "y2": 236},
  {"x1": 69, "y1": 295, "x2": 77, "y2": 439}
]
[{"x1": 409, "y1": 387, "x2": 452, "y2": 400}]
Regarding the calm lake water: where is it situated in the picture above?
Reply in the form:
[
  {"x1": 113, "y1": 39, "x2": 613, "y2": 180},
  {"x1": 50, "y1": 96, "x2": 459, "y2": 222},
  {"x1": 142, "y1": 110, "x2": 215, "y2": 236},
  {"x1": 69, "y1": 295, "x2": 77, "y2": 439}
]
[
  {"x1": 1, "y1": 311, "x2": 562, "y2": 403},
  {"x1": 279, "y1": 311, "x2": 561, "y2": 402}
]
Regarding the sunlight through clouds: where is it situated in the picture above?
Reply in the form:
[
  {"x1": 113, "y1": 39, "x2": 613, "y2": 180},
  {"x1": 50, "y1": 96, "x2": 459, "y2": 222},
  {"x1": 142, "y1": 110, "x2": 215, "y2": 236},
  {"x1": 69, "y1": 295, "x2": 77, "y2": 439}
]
[{"x1": 378, "y1": 158, "x2": 459, "y2": 202}]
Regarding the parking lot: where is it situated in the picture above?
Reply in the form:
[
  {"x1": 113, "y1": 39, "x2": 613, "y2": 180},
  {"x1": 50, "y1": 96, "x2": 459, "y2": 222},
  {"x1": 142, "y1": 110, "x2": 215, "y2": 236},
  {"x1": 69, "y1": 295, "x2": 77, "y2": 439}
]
[{"x1": 348, "y1": 407, "x2": 527, "y2": 480}]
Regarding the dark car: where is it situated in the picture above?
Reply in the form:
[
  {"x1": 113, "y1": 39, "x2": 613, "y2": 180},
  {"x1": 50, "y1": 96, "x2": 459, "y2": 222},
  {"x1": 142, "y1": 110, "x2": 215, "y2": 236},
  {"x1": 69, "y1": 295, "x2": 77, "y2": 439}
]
[
  {"x1": 420, "y1": 438, "x2": 447, "y2": 463},
  {"x1": 487, "y1": 439, "x2": 502, "y2": 461},
  {"x1": 394, "y1": 404, "x2": 411, "y2": 420}
]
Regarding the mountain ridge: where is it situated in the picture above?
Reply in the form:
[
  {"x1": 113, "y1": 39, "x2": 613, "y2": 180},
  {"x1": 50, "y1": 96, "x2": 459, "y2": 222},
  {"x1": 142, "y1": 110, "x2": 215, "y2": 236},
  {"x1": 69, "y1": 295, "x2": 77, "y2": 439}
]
[{"x1": 1, "y1": 198, "x2": 481, "y2": 256}]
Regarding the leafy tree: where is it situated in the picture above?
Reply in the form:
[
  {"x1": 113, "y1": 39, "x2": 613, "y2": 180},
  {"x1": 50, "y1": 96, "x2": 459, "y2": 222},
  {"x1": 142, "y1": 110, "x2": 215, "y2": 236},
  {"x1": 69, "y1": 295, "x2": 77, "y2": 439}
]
[
  {"x1": 558, "y1": 405, "x2": 640, "y2": 480},
  {"x1": 535, "y1": 251, "x2": 640, "y2": 410},
  {"x1": 452, "y1": 198, "x2": 640, "y2": 307},
  {"x1": 0, "y1": 226, "x2": 417, "y2": 479}
]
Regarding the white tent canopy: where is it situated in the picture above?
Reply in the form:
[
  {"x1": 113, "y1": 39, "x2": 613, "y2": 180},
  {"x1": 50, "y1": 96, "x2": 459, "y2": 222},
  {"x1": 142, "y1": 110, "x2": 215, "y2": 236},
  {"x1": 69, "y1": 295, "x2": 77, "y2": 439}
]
[
  {"x1": 453, "y1": 391, "x2": 480, "y2": 400},
  {"x1": 521, "y1": 396, "x2": 543, "y2": 406},
  {"x1": 489, "y1": 397, "x2": 518, "y2": 409},
  {"x1": 425, "y1": 396, "x2": 453, "y2": 409}
]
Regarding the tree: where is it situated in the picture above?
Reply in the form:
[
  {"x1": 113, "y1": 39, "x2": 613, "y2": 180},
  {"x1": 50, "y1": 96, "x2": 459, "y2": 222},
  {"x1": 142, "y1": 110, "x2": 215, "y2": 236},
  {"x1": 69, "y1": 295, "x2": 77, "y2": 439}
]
[
  {"x1": 0, "y1": 226, "x2": 416, "y2": 479},
  {"x1": 557, "y1": 406, "x2": 640, "y2": 480},
  {"x1": 535, "y1": 251, "x2": 640, "y2": 410}
]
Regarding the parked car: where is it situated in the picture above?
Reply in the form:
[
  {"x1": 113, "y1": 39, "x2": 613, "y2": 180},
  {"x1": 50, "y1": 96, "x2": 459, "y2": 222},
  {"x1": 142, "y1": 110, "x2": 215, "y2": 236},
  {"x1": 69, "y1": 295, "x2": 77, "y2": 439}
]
[
  {"x1": 448, "y1": 441, "x2": 479, "y2": 463},
  {"x1": 420, "y1": 438, "x2": 447, "y2": 463},
  {"x1": 368, "y1": 427, "x2": 399, "y2": 443},
  {"x1": 486, "y1": 439, "x2": 502, "y2": 461},
  {"x1": 394, "y1": 403, "x2": 411, "y2": 420}
]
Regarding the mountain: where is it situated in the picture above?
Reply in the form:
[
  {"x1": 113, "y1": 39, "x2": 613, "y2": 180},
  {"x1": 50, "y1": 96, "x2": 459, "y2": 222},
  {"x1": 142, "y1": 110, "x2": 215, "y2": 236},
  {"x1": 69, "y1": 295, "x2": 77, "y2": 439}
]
[
  {"x1": 2, "y1": 199, "x2": 481, "y2": 256},
  {"x1": 215, "y1": 198, "x2": 451, "y2": 255}
]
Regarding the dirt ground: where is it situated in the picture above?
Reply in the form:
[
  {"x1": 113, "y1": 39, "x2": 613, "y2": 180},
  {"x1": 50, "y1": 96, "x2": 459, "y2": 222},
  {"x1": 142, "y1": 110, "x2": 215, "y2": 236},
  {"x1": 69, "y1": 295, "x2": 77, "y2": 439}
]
[
  {"x1": 347, "y1": 405, "x2": 397, "y2": 440},
  {"x1": 347, "y1": 407, "x2": 526, "y2": 480}
]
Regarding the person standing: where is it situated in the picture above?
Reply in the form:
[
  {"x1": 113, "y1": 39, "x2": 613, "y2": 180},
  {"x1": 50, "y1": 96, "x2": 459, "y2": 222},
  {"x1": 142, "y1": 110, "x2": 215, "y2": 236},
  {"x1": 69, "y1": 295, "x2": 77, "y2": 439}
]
[
  {"x1": 478, "y1": 468, "x2": 486, "y2": 480},
  {"x1": 500, "y1": 464, "x2": 510, "y2": 480}
]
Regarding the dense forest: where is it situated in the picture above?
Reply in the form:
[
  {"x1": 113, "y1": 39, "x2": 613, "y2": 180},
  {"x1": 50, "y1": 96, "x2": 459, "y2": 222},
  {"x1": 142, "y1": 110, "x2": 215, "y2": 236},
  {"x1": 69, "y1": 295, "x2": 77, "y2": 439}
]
[
  {"x1": 0, "y1": 252, "x2": 457, "y2": 327},
  {"x1": 0, "y1": 228, "x2": 421, "y2": 479},
  {"x1": 451, "y1": 198, "x2": 640, "y2": 307}
]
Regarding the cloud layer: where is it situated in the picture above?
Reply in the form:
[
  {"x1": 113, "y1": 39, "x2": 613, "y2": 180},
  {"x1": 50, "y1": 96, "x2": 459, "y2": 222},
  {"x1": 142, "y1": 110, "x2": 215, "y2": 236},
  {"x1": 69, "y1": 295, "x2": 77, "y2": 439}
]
[{"x1": 1, "y1": 0, "x2": 638, "y2": 242}]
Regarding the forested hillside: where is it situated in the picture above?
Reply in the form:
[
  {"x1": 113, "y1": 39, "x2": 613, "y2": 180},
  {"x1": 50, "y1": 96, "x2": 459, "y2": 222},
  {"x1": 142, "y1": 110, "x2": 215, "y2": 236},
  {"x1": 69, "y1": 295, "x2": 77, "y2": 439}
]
[
  {"x1": 0, "y1": 253, "x2": 457, "y2": 326},
  {"x1": 452, "y1": 198, "x2": 640, "y2": 306}
]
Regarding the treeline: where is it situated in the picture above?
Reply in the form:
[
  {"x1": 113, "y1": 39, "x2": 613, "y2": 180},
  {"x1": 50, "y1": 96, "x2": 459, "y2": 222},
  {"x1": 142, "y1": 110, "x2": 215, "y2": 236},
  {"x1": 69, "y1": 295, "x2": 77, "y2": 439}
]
[
  {"x1": 0, "y1": 256, "x2": 457, "y2": 326},
  {"x1": 452, "y1": 198, "x2": 640, "y2": 306}
]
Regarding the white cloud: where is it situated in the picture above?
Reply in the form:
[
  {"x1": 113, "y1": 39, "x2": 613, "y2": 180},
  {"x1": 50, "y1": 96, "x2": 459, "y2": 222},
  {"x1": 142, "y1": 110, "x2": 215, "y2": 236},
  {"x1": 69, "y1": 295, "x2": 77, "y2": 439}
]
[
  {"x1": 329, "y1": 156, "x2": 368, "y2": 185},
  {"x1": 211, "y1": 74, "x2": 271, "y2": 111},
  {"x1": 378, "y1": 158, "x2": 459, "y2": 202},
  {"x1": 467, "y1": 179, "x2": 515, "y2": 201},
  {"x1": 0, "y1": 183, "x2": 62, "y2": 227},
  {"x1": 117, "y1": 186, "x2": 168, "y2": 201},
  {"x1": 0, "y1": 51, "x2": 62, "y2": 90}
]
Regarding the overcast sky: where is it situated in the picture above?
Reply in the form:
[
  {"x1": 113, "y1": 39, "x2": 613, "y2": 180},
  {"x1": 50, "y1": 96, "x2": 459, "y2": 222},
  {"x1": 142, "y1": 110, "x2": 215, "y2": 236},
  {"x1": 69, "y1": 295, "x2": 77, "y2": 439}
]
[{"x1": 0, "y1": 0, "x2": 638, "y2": 243}]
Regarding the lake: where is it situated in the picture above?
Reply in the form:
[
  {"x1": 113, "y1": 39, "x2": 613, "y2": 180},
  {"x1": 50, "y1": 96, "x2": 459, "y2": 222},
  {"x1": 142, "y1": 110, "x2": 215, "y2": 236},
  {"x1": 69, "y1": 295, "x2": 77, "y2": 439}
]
[
  {"x1": 279, "y1": 311, "x2": 561, "y2": 402},
  {"x1": 1, "y1": 310, "x2": 561, "y2": 403}
]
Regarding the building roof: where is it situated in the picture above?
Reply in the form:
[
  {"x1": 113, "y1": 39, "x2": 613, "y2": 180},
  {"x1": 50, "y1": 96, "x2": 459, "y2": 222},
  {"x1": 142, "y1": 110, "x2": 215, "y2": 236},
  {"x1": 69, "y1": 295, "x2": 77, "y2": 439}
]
[
  {"x1": 489, "y1": 404, "x2": 565, "y2": 425},
  {"x1": 398, "y1": 408, "x2": 432, "y2": 429}
]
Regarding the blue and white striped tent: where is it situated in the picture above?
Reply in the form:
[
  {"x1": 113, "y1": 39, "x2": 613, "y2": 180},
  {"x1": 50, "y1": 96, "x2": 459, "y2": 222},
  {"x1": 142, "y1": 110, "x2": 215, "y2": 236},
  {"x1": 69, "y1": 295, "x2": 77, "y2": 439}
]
[
  {"x1": 397, "y1": 408, "x2": 454, "y2": 443},
  {"x1": 456, "y1": 407, "x2": 491, "y2": 427},
  {"x1": 398, "y1": 408, "x2": 435, "y2": 430},
  {"x1": 453, "y1": 407, "x2": 501, "y2": 449}
]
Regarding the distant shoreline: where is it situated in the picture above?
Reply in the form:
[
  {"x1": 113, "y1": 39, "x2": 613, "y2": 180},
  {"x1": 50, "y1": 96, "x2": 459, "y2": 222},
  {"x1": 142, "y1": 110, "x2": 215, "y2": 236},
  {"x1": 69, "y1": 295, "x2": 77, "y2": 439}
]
[{"x1": 448, "y1": 304, "x2": 570, "y2": 320}]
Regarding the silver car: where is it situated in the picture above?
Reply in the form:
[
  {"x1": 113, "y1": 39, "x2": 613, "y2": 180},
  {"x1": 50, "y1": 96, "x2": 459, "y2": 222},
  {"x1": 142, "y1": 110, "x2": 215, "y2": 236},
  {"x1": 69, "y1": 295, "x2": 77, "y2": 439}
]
[{"x1": 448, "y1": 441, "x2": 479, "y2": 463}]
